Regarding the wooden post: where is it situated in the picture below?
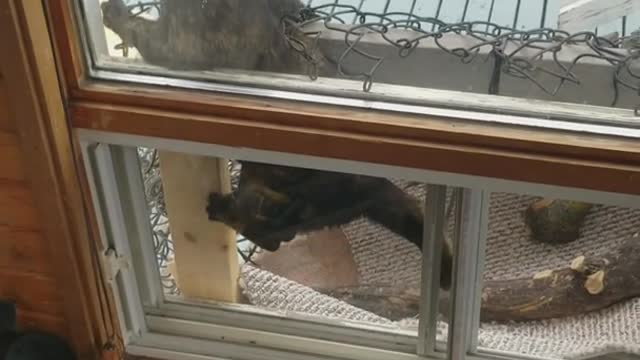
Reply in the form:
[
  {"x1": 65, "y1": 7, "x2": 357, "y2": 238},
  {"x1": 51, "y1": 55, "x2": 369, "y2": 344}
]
[{"x1": 158, "y1": 151, "x2": 239, "y2": 303}]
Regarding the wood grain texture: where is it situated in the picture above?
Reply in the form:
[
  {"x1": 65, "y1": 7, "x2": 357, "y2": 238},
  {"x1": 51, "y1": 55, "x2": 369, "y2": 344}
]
[
  {"x1": 479, "y1": 234, "x2": 640, "y2": 321},
  {"x1": 0, "y1": 132, "x2": 26, "y2": 181},
  {"x1": 71, "y1": 103, "x2": 640, "y2": 196},
  {"x1": 0, "y1": 1, "x2": 116, "y2": 358},
  {"x1": 0, "y1": 180, "x2": 40, "y2": 229},
  {"x1": 0, "y1": 77, "x2": 15, "y2": 133},
  {"x1": 0, "y1": 225, "x2": 51, "y2": 274},
  {"x1": 0, "y1": 46, "x2": 67, "y2": 349},
  {"x1": 70, "y1": 82, "x2": 640, "y2": 167},
  {"x1": 17, "y1": 310, "x2": 68, "y2": 338},
  {"x1": 0, "y1": 270, "x2": 63, "y2": 317}
]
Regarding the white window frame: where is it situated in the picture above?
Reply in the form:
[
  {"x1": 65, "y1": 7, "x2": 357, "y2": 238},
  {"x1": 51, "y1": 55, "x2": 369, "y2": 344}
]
[{"x1": 76, "y1": 128, "x2": 640, "y2": 360}]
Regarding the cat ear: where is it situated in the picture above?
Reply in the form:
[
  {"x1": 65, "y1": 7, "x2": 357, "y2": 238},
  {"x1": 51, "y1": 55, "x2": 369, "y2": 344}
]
[{"x1": 0, "y1": 301, "x2": 17, "y2": 335}]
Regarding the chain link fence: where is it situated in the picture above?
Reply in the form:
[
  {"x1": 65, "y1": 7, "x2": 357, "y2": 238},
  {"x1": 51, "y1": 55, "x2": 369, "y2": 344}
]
[{"x1": 283, "y1": 4, "x2": 640, "y2": 111}]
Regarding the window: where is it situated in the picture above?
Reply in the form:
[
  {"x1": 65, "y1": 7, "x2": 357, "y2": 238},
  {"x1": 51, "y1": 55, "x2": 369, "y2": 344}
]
[
  {"x1": 76, "y1": 128, "x2": 640, "y2": 360},
  {"x1": 79, "y1": 134, "x2": 448, "y2": 358},
  {"x1": 44, "y1": 0, "x2": 640, "y2": 359},
  {"x1": 76, "y1": 0, "x2": 640, "y2": 131}
]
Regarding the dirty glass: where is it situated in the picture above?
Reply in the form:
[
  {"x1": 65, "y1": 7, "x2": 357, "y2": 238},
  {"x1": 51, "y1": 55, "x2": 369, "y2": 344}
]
[{"x1": 79, "y1": 0, "x2": 640, "y2": 125}]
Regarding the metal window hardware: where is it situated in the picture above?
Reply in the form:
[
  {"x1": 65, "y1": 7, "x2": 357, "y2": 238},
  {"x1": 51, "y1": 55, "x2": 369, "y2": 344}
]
[{"x1": 103, "y1": 247, "x2": 130, "y2": 283}]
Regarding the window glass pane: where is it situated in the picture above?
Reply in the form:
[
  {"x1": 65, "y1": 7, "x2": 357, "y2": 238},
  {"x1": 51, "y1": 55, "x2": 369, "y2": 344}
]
[
  {"x1": 78, "y1": 0, "x2": 640, "y2": 127},
  {"x1": 132, "y1": 146, "x2": 455, "y2": 345},
  {"x1": 477, "y1": 192, "x2": 640, "y2": 359}
]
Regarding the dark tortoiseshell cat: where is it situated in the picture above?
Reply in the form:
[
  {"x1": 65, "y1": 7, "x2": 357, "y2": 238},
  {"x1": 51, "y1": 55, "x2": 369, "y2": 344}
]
[{"x1": 207, "y1": 161, "x2": 454, "y2": 289}]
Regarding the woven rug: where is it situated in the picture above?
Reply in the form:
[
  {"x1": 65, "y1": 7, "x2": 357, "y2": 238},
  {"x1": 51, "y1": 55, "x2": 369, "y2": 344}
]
[{"x1": 240, "y1": 182, "x2": 640, "y2": 359}]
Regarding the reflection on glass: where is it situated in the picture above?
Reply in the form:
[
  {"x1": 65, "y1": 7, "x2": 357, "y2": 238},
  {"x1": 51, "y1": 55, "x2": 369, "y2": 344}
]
[
  {"x1": 477, "y1": 193, "x2": 640, "y2": 358},
  {"x1": 136, "y1": 147, "x2": 454, "y2": 333},
  {"x1": 87, "y1": 0, "x2": 640, "y2": 116}
]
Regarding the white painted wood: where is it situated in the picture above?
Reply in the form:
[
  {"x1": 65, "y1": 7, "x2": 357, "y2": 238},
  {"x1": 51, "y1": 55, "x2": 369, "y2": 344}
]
[
  {"x1": 558, "y1": 0, "x2": 640, "y2": 33},
  {"x1": 93, "y1": 145, "x2": 149, "y2": 337},
  {"x1": 113, "y1": 147, "x2": 166, "y2": 308},
  {"x1": 148, "y1": 300, "x2": 417, "y2": 353},
  {"x1": 417, "y1": 185, "x2": 447, "y2": 357},
  {"x1": 145, "y1": 316, "x2": 422, "y2": 360},
  {"x1": 77, "y1": 129, "x2": 640, "y2": 210}
]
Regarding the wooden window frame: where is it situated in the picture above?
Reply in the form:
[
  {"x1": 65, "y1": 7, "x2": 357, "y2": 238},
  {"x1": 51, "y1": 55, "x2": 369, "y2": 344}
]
[
  {"x1": 3, "y1": 0, "x2": 640, "y2": 359},
  {"x1": 48, "y1": 0, "x2": 640, "y2": 196}
]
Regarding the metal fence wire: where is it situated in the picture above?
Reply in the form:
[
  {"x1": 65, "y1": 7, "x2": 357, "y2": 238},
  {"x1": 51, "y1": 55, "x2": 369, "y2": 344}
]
[
  {"x1": 137, "y1": 147, "x2": 181, "y2": 295},
  {"x1": 283, "y1": 4, "x2": 640, "y2": 112}
]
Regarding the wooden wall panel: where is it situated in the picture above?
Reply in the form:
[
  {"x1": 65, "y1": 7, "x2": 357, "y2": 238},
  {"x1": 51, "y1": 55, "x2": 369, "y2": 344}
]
[
  {"x1": 0, "y1": 71, "x2": 66, "y2": 339},
  {"x1": 17, "y1": 310, "x2": 68, "y2": 336},
  {"x1": 0, "y1": 180, "x2": 40, "y2": 229},
  {"x1": 0, "y1": 271, "x2": 63, "y2": 317},
  {"x1": 0, "y1": 132, "x2": 26, "y2": 181},
  {"x1": 0, "y1": 225, "x2": 51, "y2": 274},
  {"x1": 0, "y1": 76, "x2": 14, "y2": 133}
]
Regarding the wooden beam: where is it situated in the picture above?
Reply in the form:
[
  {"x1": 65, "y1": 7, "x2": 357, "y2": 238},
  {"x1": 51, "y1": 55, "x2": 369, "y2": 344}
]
[
  {"x1": 157, "y1": 151, "x2": 239, "y2": 303},
  {"x1": 558, "y1": 0, "x2": 640, "y2": 33},
  {"x1": 68, "y1": 82, "x2": 640, "y2": 166},
  {"x1": 71, "y1": 102, "x2": 640, "y2": 197}
]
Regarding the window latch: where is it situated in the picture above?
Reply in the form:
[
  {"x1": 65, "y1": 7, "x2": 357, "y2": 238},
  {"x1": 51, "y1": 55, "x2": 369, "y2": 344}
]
[{"x1": 103, "y1": 247, "x2": 130, "y2": 283}]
